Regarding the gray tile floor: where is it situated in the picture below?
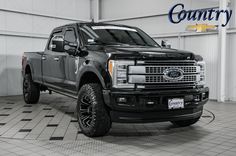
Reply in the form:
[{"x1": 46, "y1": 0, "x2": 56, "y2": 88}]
[{"x1": 0, "y1": 93, "x2": 235, "y2": 156}]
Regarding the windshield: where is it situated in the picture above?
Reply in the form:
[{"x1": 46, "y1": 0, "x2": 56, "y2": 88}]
[{"x1": 80, "y1": 25, "x2": 160, "y2": 47}]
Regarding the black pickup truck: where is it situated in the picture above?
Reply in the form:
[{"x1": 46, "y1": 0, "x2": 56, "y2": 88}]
[{"x1": 22, "y1": 22, "x2": 209, "y2": 137}]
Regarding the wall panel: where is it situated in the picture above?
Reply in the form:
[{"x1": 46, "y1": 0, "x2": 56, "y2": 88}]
[
  {"x1": 154, "y1": 37, "x2": 179, "y2": 49},
  {"x1": 227, "y1": 33, "x2": 236, "y2": 101},
  {"x1": 32, "y1": 16, "x2": 56, "y2": 35},
  {"x1": 0, "y1": 10, "x2": 5, "y2": 28},
  {"x1": 5, "y1": 0, "x2": 33, "y2": 12},
  {"x1": 100, "y1": 0, "x2": 218, "y2": 20},
  {"x1": 6, "y1": 37, "x2": 32, "y2": 95},
  {"x1": 5, "y1": 12, "x2": 33, "y2": 33},
  {"x1": 184, "y1": 34, "x2": 218, "y2": 99},
  {"x1": 104, "y1": 15, "x2": 218, "y2": 38},
  {"x1": 0, "y1": 0, "x2": 90, "y2": 20},
  {"x1": 0, "y1": 36, "x2": 7, "y2": 96},
  {"x1": 0, "y1": 0, "x2": 91, "y2": 96},
  {"x1": 33, "y1": 0, "x2": 56, "y2": 16}
]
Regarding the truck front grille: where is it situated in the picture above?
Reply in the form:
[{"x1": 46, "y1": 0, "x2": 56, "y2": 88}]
[{"x1": 128, "y1": 60, "x2": 199, "y2": 89}]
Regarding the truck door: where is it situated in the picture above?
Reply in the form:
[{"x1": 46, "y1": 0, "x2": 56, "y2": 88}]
[
  {"x1": 63, "y1": 27, "x2": 79, "y2": 93},
  {"x1": 42, "y1": 30, "x2": 67, "y2": 89}
]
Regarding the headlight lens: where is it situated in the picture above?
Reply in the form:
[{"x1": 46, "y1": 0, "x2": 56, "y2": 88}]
[
  {"x1": 108, "y1": 60, "x2": 134, "y2": 88},
  {"x1": 197, "y1": 61, "x2": 206, "y2": 86}
]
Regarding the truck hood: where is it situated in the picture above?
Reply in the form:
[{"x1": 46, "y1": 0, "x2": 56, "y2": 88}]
[{"x1": 102, "y1": 46, "x2": 200, "y2": 61}]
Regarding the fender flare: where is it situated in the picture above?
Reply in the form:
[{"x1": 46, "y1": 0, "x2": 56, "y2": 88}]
[
  {"x1": 24, "y1": 61, "x2": 34, "y2": 76},
  {"x1": 76, "y1": 65, "x2": 108, "y2": 91}
]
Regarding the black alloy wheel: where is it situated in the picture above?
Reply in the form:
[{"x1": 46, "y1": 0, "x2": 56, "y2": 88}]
[
  {"x1": 79, "y1": 94, "x2": 95, "y2": 128},
  {"x1": 77, "y1": 83, "x2": 111, "y2": 137},
  {"x1": 23, "y1": 74, "x2": 40, "y2": 104}
]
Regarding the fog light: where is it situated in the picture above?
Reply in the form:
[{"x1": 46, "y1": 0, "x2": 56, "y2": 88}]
[
  {"x1": 117, "y1": 97, "x2": 127, "y2": 103},
  {"x1": 185, "y1": 95, "x2": 194, "y2": 102}
]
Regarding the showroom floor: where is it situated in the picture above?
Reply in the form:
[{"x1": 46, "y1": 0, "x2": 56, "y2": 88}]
[{"x1": 0, "y1": 94, "x2": 235, "y2": 156}]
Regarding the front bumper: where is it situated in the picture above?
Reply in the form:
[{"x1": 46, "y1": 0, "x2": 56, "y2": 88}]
[{"x1": 103, "y1": 87, "x2": 209, "y2": 123}]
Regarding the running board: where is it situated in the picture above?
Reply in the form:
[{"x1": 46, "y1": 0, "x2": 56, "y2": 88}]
[{"x1": 48, "y1": 88, "x2": 78, "y2": 99}]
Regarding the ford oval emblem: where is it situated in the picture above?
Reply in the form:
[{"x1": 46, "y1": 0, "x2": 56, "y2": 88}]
[{"x1": 163, "y1": 68, "x2": 184, "y2": 81}]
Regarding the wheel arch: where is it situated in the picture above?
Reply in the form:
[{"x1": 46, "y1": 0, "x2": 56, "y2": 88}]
[
  {"x1": 23, "y1": 62, "x2": 39, "y2": 87},
  {"x1": 77, "y1": 70, "x2": 106, "y2": 92},
  {"x1": 25, "y1": 64, "x2": 32, "y2": 75}
]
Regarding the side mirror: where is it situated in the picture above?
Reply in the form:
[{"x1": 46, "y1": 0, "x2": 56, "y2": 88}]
[
  {"x1": 51, "y1": 36, "x2": 64, "y2": 52},
  {"x1": 161, "y1": 40, "x2": 171, "y2": 49},
  {"x1": 64, "y1": 42, "x2": 78, "y2": 56}
]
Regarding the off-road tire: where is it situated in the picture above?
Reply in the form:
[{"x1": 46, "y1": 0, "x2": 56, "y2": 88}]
[
  {"x1": 77, "y1": 83, "x2": 111, "y2": 137},
  {"x1": 23, "y1": 74, "x2": 40, "y2": 104}
]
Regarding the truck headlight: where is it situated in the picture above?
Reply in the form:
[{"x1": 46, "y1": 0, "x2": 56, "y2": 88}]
[
  {"x1": 197, "y1": 61, "x2": 206, "y2": 86},
  {"x1": 108, "y1": 60, "x2": 134, "y2": 88}
]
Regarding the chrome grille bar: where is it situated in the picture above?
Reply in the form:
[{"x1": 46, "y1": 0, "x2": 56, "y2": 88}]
[
  {"x1": 128, "y1": 75, "x2": 200, "y2": 84},
  {"x1": 129, "y1": 66, "x2": 200, "y2": 74},
  {"x1": 137, "y1": 60, "x2": 197, "y2": 66}
]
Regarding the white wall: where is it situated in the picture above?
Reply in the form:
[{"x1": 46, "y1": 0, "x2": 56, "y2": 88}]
[
  {"x1": 0, "y1": 0, "x2": 91, "y2": 96},
  {"x1": 100, "y1": 0, "x2": 218, "y2": 20},
  {"x1": 227, "y1": 33, "x2": 236, "y2": 101},
  {"x1": 184, "y1": 34, "x2": 219, "y2": 99},
  {"x1": 226, "y1": 0, "x2": 236, "y2": 101}
]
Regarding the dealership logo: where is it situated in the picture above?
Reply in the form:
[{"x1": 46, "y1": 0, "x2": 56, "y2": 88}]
[
  {"x1": 168, "y1": 3, "x2": 233, "y2": 32},
  {"x1": 186, "y1": 24, "x2": 217, "y2": 32}
]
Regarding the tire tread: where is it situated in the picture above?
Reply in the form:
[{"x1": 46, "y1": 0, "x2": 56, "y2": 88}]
[
  {"x1": 23, "y1": 74, "x2": 40, "y2": 104},
  {"x1": 77, "y1": 83, "x2": 111, "y2": 137}
]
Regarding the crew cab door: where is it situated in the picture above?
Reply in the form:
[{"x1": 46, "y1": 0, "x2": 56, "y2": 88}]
[
  {"x1": 42, "y1": 30, "x2": 67, "y2": 88},
  {"x1": 63, "y1": 27, "x2": 78, "y2": 92}
]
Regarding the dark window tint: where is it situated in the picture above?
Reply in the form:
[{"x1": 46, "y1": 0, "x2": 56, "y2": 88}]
[
  {"x1": 65, "y1": 28, "x2": 76, "y2": 43},
  {"x1": 80, "y1": 25, "x2": 159, "y2": 47},
  {"x1": 95, "y1": 29, "x2": 149, "y2": 46},
  {"x1": 82, "y1": 31, "x2": 93, "y2": 44},
  {"x1": 48, "y1": 31, "x2": 62, "y2": 50}
]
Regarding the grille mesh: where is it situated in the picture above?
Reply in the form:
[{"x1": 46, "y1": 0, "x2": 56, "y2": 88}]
[
  {"x1": 146, "y1": 66, "x2": 197, "y2": 74},
  {"x1": 145, "y1": 75, "x2": 197, "y2": 83}
]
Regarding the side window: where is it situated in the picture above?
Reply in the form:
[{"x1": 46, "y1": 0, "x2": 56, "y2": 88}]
[
  {"x1": 48, "y1": 31, "x2": 62, "y2": 51},
  {"x1": 64, "y1": 28, "x2": 76, "y2": 43},
  {"x1": 80, "y1": 28, "x2": 94, "y2": 44}
]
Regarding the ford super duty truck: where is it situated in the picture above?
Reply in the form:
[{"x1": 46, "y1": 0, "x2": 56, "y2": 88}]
[{"x1": 22, "y1": 22, "x2": 209, "y2": 137}]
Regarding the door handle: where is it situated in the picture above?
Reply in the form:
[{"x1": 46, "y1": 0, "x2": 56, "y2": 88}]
[{"x1": 54, "y1": 57, "x2": 59, "y2": 61}]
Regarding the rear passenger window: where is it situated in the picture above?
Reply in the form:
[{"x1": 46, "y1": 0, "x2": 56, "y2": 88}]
[{"x1": 65, "y1": 28, "x2": 76, "y2": 43}]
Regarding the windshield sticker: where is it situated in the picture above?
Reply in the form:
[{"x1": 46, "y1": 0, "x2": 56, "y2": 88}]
[{"x1": 92, "y1": 26, "x2": 137, "y2": 32}]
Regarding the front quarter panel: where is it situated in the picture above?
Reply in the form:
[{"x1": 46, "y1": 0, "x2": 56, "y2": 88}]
[{"x1": 76, "y1": 50, "x2": 111, "y2": 91}]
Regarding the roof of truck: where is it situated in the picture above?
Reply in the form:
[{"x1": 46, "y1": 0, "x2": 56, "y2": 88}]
[{"x1": 52, "y1": 22, "x2": 136, "y2": 33}]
